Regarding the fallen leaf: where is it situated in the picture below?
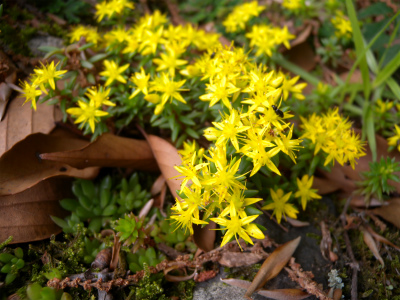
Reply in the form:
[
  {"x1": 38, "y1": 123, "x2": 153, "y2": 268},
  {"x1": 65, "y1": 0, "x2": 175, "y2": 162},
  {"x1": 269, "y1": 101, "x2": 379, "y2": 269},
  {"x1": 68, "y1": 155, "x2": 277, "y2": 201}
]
[
  {"x1": 285, "y1": 42, "x2": 316, "y2": 72},
  {"x1": 360, "y1": 225, "x2": 384, "y2": 266},
  {"x1": 193, "y1": 221, "x2": 216, "y2": 253},
  {"x1": 40, "y1": 133, "x2": 158, "y2": 171},
  {"x1": 365, "y1": 224, "x2": 400, "y2": 251},
  {"x1": 257, "y1": 289, "x2": 310, "y2": 300},
  {"x1": 0, "y1": 96, "x2": 63, "y2": 156},
  {"x1": 371, "y1": 198, "x2": 400, "y2": 229},
  {"x1": 0, "y1": 50, "x2": 17, "y2": 121},
  {"x1": 312, "y1": 177, "x2": 341, "y2": 195},
  {"x1": 221, "y1": 279, "x2": 309, "y2": 300},
  {"x1": 290, "y1": 24, "x2": 312, "y2": 48},
  {"x1": 218, "y1": 251, "x2": 267, "y2": 268},
  {"x1": 320, "y1": 221, "x2": 333, "y2": 261},
  {"x1": 350, "y1": 195, "x2": 384, "y2": 208},
  {"x1": 244, "y1": 236, "x2": 301, "y2": 299},
  {"x1": 0, "y1": 132, "x2": 99, "y2": 196},
  {"x1": 286, "y1": 217, "x2": 310, "y2": 227},
  {"x1": 143, "y1": 133, "x2": 182, "y2": 199},
  {"x1": 151, "y1": 174, "x2": 167, "y2": 211},
  {"x1": 317, "y1": 164, "x2": 356, "y2": 193},
  {"x1": 0, "y1": 177, "x2": 72, "y2": 243}
]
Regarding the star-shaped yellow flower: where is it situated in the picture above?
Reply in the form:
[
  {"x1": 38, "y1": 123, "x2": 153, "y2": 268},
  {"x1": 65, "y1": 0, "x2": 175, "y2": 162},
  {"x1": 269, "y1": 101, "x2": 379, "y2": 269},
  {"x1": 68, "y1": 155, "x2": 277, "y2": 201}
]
[
  {"x1": 294, "y1": 175, "x2": 321, "y2": 210},
  {"x1": 99, "y1": 60, "x2": 129, "y2": 86},
  {"x1": 262, "y1": 188, "x2": 298, "y2": 223}
]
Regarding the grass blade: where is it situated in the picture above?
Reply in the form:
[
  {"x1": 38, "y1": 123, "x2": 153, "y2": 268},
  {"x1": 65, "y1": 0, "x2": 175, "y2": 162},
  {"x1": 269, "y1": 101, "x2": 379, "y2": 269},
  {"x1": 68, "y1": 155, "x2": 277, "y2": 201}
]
[
  {"x1": 373, "y1": 50, "x2": 400, "y2": 88},
  {"x1": 346, "y1": 0, "x2": 371, "y2": 99}
]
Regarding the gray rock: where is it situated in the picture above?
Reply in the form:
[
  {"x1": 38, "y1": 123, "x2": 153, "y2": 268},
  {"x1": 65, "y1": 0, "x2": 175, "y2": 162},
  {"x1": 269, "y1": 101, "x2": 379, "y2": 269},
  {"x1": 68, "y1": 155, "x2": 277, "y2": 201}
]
[{"x1": 27, "y1": 35, "x2": 64, "y2": 57}]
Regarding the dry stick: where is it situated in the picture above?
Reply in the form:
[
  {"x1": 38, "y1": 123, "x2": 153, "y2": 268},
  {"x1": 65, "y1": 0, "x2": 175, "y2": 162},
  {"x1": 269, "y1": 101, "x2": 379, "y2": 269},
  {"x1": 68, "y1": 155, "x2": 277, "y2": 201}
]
[
  {"x1": 340, "y1": 196, "x2": 359, "y2": 300},
  {"x1": 255, "y1": 203, "x2": 289, "y2": 232}
]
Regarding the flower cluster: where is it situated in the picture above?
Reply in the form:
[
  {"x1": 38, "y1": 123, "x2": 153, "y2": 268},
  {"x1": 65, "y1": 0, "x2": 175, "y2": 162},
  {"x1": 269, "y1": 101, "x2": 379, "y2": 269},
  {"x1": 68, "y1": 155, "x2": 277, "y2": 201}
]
[
  {"x1": 331, "y1": 12, "x2": 352, "y2": 39},
  {"x1": 173, "y1": 46, "x2": 307, "y2": 246},
  {"x1": 20, "y1": 61, "x2": 66, "y2": 110},
  {"x1": 246, "y1": 24, "x2": 295, "y2": 57},
  {"x1": 222, "y1": 1, "x2": 265, "y2": 33},
  {"x1": 66, "y1": 86, "x2": 115, "y2": 133},
  {"x1": 300, "y1": 108, "x2": 366, "y2": 169}
]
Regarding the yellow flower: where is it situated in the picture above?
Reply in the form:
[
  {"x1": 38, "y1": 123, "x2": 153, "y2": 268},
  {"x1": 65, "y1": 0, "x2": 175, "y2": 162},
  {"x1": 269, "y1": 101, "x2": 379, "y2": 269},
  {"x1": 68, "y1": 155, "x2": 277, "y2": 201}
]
[
  {"x1": 171, "y1": 198, "x2": 208, "y2": 235},
  {"x1": 150, "y1": 72, "x2": 188, "y2": 106},
  {"x1": 223, "y1": 1, "x2": 265, "y2": 33},
  {"x1": 99, "y1": 60, "x2": 130, "y2": 86},
  {"x1": 129, "y1": 68, "x2": 150, "y2": 99},
  {"x1": 85, "y1": 86, "x2": 115, "y2": 107},
  {"x1": 69, "y1": 25, "x2": 100, "y2": 45},
  {"x1": 33, "y1": 61, "x2": 67, "y2": 92},
  {"x1": 388, "y1": 124, "x2": 400, "y2": 152},
  {"x1": 210, "y1": 208, "x2": 261, "y2": 248},
  {"x1": 294, "y1": 175, "x2": 321, "y2": 210},
  {"x1": 20, "y1": 81, "x2": 42, "y2": 110},
  {"x1": 139, "y1": 26, "x2": 164, "y2": 56},
  {"x1": 331, "y1": 12, "x2": 352, "y2": 39},
  {"x1": 200, "y1": 76, "x2": 240, "y2": 110},
  {"x1": 152, "y1": 46, "x2": 188, "y2": 77},
  {"x1": 173, "y1": 152, "x2": 208, "y2": 189},
  {"x1": 282, "y1": 0, "x2": 304, "y2": 11},
  {"x1": 95, "y1": 0, "x2": 134, "y2": 22},
  {"x1": 262, "y1": 189, "x2": 298, "y2": 223},
  {"x1": 206, "y1": 109, "x2": 250, "y2": 151},
  {"x1": 66, "y1": 99, "x2": 109, "y2": 133},
  {"x1": 274, "y1": 125, "x2": 302, "y2": 163}
]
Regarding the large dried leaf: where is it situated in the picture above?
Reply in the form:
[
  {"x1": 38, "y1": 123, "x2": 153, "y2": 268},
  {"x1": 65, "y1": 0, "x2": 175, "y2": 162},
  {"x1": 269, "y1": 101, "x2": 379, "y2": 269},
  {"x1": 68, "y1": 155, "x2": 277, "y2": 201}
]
[
  {"x1": 40, "y1": 133, "x2": 158, "y2": 171},
  {"x1": 0, "y1": 177, "x2": 72, "y2": 243},
  {"x1": 0, "y1": 50, "x2": 17, "y2": 120},
  {"x1": 221, "y1": 279, "x2": 309, "y2": 300},
  {"x1": 0, "y1": 132, "x2": 98, "y2": 196},
  {"x1": 218, "y1": 251, "x2": 267, "y2": 268},
  {"x1": 245, "y1": 236, "x2": 301, "y2": 299},
  {"x1": 145, "y1": 134, "x2": 182, "y2": 199},
  {"x1": 193, "y1": 221, "x2": 216, "y2": 253},
  {"x1": 360, "y1": 226, "x2": 384, "y2": 266},
  {"x1": 0, "y1": 96, "x2": 63, "y2": 156},
  {"x1": 371, "y1": 198, "x2": 400, "y2": 228}
]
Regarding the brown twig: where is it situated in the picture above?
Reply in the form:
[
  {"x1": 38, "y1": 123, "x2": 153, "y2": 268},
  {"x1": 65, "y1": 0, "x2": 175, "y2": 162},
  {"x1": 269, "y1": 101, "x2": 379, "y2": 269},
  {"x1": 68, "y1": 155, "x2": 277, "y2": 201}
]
[
  {"x1": 340, "y1": 196, "x2": 359, "y2": 300},
  {"x1": 285, "y1": 257, "x2": 331, "y2": 300}
]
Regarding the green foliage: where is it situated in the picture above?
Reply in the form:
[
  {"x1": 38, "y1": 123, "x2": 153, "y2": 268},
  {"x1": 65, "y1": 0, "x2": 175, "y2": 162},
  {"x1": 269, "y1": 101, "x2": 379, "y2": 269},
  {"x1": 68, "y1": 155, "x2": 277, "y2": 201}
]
[
  {"x1": 113, "y1": 213, "x2": 147, "y2": 247},
  {"x1": 26, "y1": 282, "x2": 71, "y2": 300},
  {"x1": 125, "y1": 248, "x2": 165, "y2": 273},
  {"x1": 31, "y1": 0, "x2": 92, "y2": 24},
  {"x1": 52, "y1": 173, "x2": 151, "y2": 234},
  {"x1": 316, "y1": 37, "x2": 343, "y2": 68},
  {"x1": 357, "y1": 157, "x2": 400, "y2": 203},
  {"x1": 0, "y1": 248, "x2": 25, "y2": 285}
]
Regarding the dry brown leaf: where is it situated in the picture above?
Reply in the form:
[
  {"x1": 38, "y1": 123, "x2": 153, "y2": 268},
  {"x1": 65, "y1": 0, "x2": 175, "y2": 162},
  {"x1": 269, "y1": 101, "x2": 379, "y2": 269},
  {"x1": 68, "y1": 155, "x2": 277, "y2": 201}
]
[
  {"x1": 318, "y1": 164, "x2": 356, "y2": 193},
  {"x1": 320, "y1": 221, "x2": 333, "y2": 261},
  {"x1": 221, "y1": 279, "x2": 309, "y2": 300},
  {"x1": 290, "y1": 24, "x2": 312, "y2": 48},
  {"x1": 245, "y1": 236, "x2": 301, "y2": 299},
  {"x1": 218, "y1": 251, "x2": 267, "y2": 268},
  {"x1": 145, "y1": 134, "x2": 183, "y2": 199},
  {"x1": 0, "y1": 177, "x2": 72, "y2": 243},
  {"x1": 286, "y1": 217, "x2": 310, "y2": 227},
  {"x1": 40, "y1": 133, "x2": 158, "y2": 171},
  {"x1": 285, "y1": 42, "x2": 316, "y2": 72},
  {"x1": 350, "y1": 195, "x2": 384, "y2": 208},
  {"x1": 193, "y1": 221, "x2": 216, "y2": 253},
  {"x1": 0, "y1": 50, "x2": 17, "y2": 121},
  {"x1": 371, "y1": 198, "x2": 400, "y2": 228},
  {"x1": 312, "y1": 177, "x2": 341, "y2": 195},
  {"x1": 257, "y1": 289, "x2": 311, "y2": 300},
  {"x1": 0, "y1": 132, "x2": 99, "y2": 196},
  {"x1": 151, "y1": 174, "x2": 167, "y2": 211},
  {"x1": 339, "y1": 69, "x2": 363, "y2": 84},
  {"x1": 0, "y1": 96, "x2": 63, "y2": 156},
  {"x1": 332, "y1": 289, "x2": 342, "y2": 300},
  {"x1": 151, "y1": 174, "x2": 166, "y2": 196},
  {"x1": 360, "y1": 225, "x2": 384, "y2": 266},
  {"x1": 365, "y1": 224, "x2": 400, "y2": 251}
]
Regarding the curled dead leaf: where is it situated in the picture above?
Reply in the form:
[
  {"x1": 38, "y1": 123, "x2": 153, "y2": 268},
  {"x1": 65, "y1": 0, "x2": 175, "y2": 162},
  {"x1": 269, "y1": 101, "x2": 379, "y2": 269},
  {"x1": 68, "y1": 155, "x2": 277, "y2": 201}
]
[
  {"x1": 218, "y1": 251, "x2": 267, "y2": 268},
  {"x1": 371, "y1": 198, "x2": 400, "y2": 229},
  {"x1": 360, "y1": 226, "x2": 384, "y2": 266},
  {"x1": 0, "y1": 177, "x2": 72, "y2": 243},
  {"x1": 193, "y1": 221, "x2": 216, "y2": 253},
  {"x1": 40, "y1": 133, "x2": 158, "y2": 171},
  {"x1": 245, "y1": 236, "x2": 301, "y2": 299},
  {"x1": 0, "y1": 132, "x2": 99, "y2": 196}
]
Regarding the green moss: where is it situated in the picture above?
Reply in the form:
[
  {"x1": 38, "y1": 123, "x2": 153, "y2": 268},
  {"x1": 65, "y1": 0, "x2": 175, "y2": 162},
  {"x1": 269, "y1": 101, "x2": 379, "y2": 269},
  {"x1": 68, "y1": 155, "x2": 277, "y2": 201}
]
[{"x1": 0, "y1": 22, "x2": 36, "y2": 56}]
